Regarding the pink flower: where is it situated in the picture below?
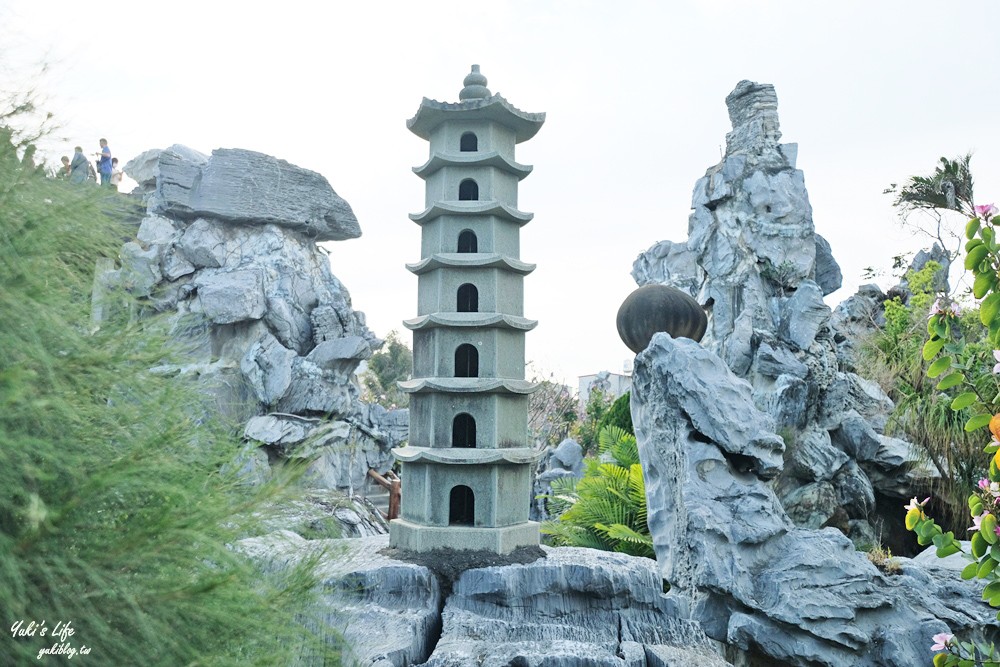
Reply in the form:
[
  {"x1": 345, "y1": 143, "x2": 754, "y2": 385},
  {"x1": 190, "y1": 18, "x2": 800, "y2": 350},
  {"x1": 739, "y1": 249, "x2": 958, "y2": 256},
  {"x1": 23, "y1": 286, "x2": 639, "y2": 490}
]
[
  {"x1": 980, "y1": 478, "x2": 991, "y2": 490},
  {"x1": 971, "y1": 514, "x2": 983, "y2": 531},
  {"x1": 976, "y1": 204, "x2": 998, "y2": 220},
  {"x1": 905, "y1": 497, "x2": 931, "y2": 511},
  {"x1": 931, "y1": 632, "x2": 954, "y2": 651},
  {"x1": 993, "y1": 351, "x2": 1000, "y2": 374},
  {"x1": 929, "y1": 299, "x2": 944, "y2": 319}
]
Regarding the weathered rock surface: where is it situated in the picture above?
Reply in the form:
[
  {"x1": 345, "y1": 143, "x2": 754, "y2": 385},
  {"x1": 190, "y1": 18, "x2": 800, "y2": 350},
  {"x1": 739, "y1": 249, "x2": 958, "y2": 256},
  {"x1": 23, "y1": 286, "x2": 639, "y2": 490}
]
[
  {"x1": 126, "y1": 145, "x2": 361, "y2": 241},
  {"x1": 111, "y1": 145, "x2": 397, "y2": 504},
  {"x1": 628, "y1": 79, "x2": 932, "y2": 540},
  {"x1": 631, "y1": 333, "x2": 998, "y2": 667},
  {"x1": 426, "y1": 547, "x2": 731, "y2": 667},
  {"x1": 237, "y1": 533, "x2": 439, "y2": 666},
  {"x1": 531, "y1": 437, "x2": 586, "y2": 522},
  {"x1": 239, "y1": 532, "x2": 733, "y2": 667}
]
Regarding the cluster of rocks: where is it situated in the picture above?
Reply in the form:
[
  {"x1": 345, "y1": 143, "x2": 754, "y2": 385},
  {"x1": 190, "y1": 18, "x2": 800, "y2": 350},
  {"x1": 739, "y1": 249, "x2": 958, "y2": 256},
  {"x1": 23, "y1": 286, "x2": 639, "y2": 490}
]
[
  {"x1": 107, "y1": 145, "x2": 405, "y2": 528},
  {"x1": 631, "y1": 80, "x2": 937, "y2": 552},
  {"x1": 631, "y1": 332, "x2": 996, "y2": 667},
  {"x1": 238, "y1": 532, "x2": 735, "y2": 667}
]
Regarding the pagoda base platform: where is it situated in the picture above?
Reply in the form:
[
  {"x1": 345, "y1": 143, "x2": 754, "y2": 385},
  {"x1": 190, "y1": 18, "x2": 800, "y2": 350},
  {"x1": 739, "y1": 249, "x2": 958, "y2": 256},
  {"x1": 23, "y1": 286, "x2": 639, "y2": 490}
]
[{"x1": 389, "y1": 518, "x2": 539, "y2": 555}]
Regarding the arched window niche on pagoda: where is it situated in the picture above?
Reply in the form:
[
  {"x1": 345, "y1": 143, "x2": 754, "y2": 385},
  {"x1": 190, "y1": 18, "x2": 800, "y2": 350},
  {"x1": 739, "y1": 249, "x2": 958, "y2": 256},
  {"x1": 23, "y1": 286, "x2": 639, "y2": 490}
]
[
  {"x1": 457, "y1": 229, "x2": 477, "y2": 253},
  {"x1": 452, "y1": 413, "x2": 476, "y2": 448},
  {"x1": 457, "y1": 283, "x2": 478, "y2": 312},
  {"x1": 449, "y1": 485, "x2": 475, "y2": 525},
  {"x1": 460, "y1": 132, "x2": 478, "y2": 152},
  {"x1": 454, "y1": 344, "x2": 479, "y2": 378},
  {"x1": 458, "y1": 179, "x2": 479, "y2": 201}
]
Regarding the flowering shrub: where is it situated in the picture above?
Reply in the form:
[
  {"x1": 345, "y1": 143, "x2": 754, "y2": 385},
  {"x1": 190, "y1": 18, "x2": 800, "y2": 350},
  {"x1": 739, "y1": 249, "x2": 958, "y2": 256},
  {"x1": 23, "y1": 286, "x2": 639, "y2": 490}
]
[{"x1": 916, "y1": 203, "x2": 1000, "y2": 666}]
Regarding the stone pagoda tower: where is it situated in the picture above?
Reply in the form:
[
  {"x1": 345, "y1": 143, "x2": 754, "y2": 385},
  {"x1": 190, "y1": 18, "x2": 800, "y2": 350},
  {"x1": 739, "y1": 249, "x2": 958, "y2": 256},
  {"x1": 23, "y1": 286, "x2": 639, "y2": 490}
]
[{"x1": 389, "y1": 65, "x2": 545, "y2": 554}]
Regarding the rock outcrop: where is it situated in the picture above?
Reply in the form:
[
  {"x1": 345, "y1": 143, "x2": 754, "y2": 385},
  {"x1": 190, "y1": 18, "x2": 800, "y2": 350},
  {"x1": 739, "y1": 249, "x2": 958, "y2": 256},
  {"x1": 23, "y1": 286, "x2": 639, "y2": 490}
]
[
  {"x1": 530, "y1": 437, "x2": 585, "y2": 521},
  {"x1": 114, "y1": 146, "x2": 404, "y2": 507},
  {"x1": 630, "y1": 81, "x2": 934, "y2": 542},
  {"x1": 238, "y1": 532, "x2": 734, "y2": 667},
  {"x1": 631, "y1": 333, "x2": 998, "y2": 667}
]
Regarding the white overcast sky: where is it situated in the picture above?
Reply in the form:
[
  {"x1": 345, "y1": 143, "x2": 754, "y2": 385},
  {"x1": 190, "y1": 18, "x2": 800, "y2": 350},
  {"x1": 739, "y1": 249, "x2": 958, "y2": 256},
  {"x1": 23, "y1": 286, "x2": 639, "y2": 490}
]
[{"x1": 5, "y1": 1, "x2": 1000, "y2": 384}]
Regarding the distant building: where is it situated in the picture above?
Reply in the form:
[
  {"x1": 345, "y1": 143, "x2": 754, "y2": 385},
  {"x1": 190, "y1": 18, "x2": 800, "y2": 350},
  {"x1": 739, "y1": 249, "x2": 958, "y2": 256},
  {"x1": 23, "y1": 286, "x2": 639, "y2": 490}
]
[{"x1": 578, "y1": 369, "x2": 632, "y2": 408}]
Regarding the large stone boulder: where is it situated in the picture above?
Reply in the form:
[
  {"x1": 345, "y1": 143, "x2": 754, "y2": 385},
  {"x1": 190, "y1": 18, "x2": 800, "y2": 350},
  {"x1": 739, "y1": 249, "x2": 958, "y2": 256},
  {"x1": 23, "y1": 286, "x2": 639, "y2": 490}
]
[
  {"x1": 126, "y1": 145, "x2": 361, "y2": 242},
  {"x1": 630, "y1": 333, "x2": 998, "y2": 667}
]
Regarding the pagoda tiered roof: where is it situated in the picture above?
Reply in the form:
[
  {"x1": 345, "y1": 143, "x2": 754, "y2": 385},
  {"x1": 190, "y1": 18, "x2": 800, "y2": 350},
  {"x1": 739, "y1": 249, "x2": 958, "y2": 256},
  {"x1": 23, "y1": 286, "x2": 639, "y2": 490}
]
[
  {"x1": 407, "y1": 94, "x2": 545, "y2": 143},
  {"x1": 413, "y1": 151, "x2": 532, "y2": 180}
]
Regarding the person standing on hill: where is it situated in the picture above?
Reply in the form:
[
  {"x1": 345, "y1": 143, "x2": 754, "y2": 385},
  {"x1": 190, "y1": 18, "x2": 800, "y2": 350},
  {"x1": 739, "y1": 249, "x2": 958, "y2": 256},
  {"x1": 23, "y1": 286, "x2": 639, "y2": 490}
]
[
  {"x1": 95, "y1": 138, "x2": 112, "y2": 187},
  {"x1": 69, "y1": 146, "x2": 89, "y2": 184}
]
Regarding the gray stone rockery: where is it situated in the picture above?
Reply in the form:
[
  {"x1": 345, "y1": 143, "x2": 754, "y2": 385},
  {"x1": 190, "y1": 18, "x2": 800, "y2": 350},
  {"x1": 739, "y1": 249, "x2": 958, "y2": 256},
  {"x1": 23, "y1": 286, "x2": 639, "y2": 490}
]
[
  {"x1": 631, "y1": 333, "x2": 999, "y2": 667},
  {"x1": 629, "y1": 80, "x2": 935, "y2": 540},
  {"x1": 113, "y1": 146, "x2": 404, "y2": 509},
  {"x1": 237, "y1": 532, "x2": 735, "y2": 667}
]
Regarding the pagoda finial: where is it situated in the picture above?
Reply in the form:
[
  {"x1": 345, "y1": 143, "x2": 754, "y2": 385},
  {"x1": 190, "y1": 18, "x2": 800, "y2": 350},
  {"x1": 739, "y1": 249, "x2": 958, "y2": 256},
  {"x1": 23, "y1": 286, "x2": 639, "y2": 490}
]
[{"x1": 459, "y1": 64, "x2": 491, "y2": 100}]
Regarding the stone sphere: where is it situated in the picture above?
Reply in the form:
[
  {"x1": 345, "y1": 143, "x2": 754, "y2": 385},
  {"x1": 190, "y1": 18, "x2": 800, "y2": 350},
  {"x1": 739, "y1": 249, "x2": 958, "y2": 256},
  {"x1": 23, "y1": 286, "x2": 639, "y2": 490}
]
[{"x1": 616, "y1": 284, "x2": 707, "y2": 353}]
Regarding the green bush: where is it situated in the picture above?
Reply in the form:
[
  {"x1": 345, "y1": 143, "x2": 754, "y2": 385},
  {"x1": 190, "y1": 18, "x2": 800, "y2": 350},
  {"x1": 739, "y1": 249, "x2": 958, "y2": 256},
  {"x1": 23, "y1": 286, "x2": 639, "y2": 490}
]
[
  {"x1": 857, "y1": 261, "x2": 985, "y2": 533},
  {"x1": 598, "y1": 391, "x2": 633, "y2": 436},
  {"x1": 362, "y1": 329, "x2": 412, "y2": 408},
  {"x1": 0, "y1": 136, "x2": 336, "y2": 664}
]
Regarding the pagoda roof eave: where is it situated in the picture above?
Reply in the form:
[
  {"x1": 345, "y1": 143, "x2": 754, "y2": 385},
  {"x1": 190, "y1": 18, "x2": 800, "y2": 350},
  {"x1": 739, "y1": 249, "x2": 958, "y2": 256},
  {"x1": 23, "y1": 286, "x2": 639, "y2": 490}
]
[
  {"x1": 391, "y1": 446, "x2": 542, "y2": 465},
  {"x1": 407, "y1": 94, "x2": 545, "y2": 143},
  {"x1": 406, "y1": 253, "x2": 535, "y2": 275},
  {"x1": 403, "y1": 313, "x2": 538, "y2": 331},
  {"x1": 412, "y1": 151, "x2": 533, "y2": 180},
  {"x1": 398, "y1": 378, "x2": 539, "y2": 395},
  {"x1": 409, "y1": 201, "x2": 533, "y2": 226}
]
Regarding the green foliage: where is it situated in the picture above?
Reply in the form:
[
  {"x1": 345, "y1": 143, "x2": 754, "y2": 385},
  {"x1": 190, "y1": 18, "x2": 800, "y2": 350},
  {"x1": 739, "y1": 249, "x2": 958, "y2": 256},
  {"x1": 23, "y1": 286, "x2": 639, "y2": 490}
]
[
  {"x1": 0, "y1": 136, "x2": 335, "y2": 664},
  {"x1": 574, "y1": 388, "x2": 614, "y2": 456},
  {"x1": 886, "y1": 154, "x2": 976, "y2": 218},
  {"x1": 540, "y1": 425, "x2": 653, "y2": 559},
  {"x1": 892, "y1": 158, "x2": 1000, "y2": 664},
  {"x1": 597, "y1": 391, "x2": 633, "y2": 436},
  {"x1": 363, "y1": 329, "x2": 412, "y2": 408},
  {"x1": 858, "y1": 260, "x2": 986, "y2": 533}
]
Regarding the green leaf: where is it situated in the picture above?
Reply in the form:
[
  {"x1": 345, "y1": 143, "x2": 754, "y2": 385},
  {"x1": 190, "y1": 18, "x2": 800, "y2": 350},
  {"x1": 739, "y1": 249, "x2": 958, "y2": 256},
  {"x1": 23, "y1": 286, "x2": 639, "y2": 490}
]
[
  {"x1": 976, "y1": 272, "x2": 997, "y2": 299},
  {"x1": 922, "y1": 337, "x2": 946, "y2": 360},
  {"x1": 967, "y1": 243, "x2": 991, "y2": 270},
  {"x1": 927, "y1": 356, "x2": 953, "y2": 379},
  {"x1": 984, "y1": 581, "x2": 1000, "y2": 600},
  {"x1": 982, "y1": 292, "x2": 1000, "y2": 326},
  {"x1": 969, "y1": 237, "x2": 985, "y2": 252},
  {"x1": 987, "y1": 442, "x2": 1000, "y2": 454},
  {"x1": 969, "y1": 217, "x2": 983, "y2": 240},
  {"x1": 963, "y1": 561, "x2": 980, "y2": 579},
  {"x1": 966, "y1": 414, "x2": 993, "y2": 431},
  {"x1": 983, "y1": 514, "x2": 999, "y2": 545},
  {"x1": 938, "y1": 543, "x2": 961, "y2": 558},
  {"x1": 974, "y1": 531, "x2": 989, "y2": 558},
  {"x1": 938, "y1": 372, "x2": 965, "y2": 390},
  {"x1": 952, "y1": 392, "x2": 979, "y2": 411},
  {"x1": 979, "y1": 557, "x2": 998, "y2": 578}
]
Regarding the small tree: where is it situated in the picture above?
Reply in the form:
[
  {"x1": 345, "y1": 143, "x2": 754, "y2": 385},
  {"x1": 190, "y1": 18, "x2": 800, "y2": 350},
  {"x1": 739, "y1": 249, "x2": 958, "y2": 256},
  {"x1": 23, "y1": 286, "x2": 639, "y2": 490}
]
[
  {"x1": 527, "y1": 366, "x2": 579, "y2": 446},
  {"x1": 363, "y1": 330, "x2": 412, "y2": 408},
  {"x1": 574, "y1": 388, "x2": 614, "y2": 455}
]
